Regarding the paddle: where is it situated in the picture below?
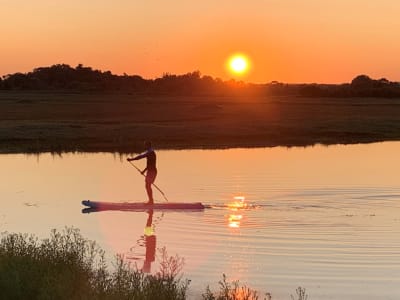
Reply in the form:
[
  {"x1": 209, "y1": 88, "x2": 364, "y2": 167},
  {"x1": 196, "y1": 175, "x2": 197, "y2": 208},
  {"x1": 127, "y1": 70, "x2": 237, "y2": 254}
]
[{"x1": 127, "y1": 160, "x2": 169, "y2": 202}]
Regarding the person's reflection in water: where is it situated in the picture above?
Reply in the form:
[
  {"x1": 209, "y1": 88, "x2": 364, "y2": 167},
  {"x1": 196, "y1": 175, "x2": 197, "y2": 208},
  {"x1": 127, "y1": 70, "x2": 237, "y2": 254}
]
[{"x1": 142, "y1": 209, "x2": 156, "y2": 273}]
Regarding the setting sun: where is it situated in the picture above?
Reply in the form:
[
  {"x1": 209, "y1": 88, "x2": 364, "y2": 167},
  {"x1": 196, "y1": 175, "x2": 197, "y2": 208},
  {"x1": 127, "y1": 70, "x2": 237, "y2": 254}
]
[{"x1": 227, "y1": 54, "x2": 250, "y2": 76}]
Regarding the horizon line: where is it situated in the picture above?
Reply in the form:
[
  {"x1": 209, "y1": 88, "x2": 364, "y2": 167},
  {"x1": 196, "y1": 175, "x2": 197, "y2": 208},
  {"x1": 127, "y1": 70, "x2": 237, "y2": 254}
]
[{"x1": 1, "y1": 63, "x2": 398, "y2": 86}]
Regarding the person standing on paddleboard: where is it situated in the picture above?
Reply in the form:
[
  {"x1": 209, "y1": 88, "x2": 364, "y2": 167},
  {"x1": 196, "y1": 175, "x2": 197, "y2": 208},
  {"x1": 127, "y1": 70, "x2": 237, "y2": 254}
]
[{"x1": 127, "y1": 141, "x2": 157, "y2": 204}]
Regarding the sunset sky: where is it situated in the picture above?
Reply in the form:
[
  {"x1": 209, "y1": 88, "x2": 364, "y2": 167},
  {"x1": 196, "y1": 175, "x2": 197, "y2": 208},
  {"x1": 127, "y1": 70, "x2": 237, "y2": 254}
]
[{"x1": 1, "y1": 0, "x2": 399, "y2": 83}]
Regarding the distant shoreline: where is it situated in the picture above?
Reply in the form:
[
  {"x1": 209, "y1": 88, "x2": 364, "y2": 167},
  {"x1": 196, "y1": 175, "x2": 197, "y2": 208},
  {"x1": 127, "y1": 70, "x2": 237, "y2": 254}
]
[
  {"x1": 1, "y1": 91, "x2": 400, "y2": 154},
  {"x1": 2, "y1": 64, "x2": 400, "y2": 98},
  {"x1": 2, "y1": 137, "x2": 399, "y2": 155}
]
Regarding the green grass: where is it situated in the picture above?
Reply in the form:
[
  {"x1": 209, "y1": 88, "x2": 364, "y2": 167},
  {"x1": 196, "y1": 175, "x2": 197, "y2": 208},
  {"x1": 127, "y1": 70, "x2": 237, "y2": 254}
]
[{"x1": 0, "y1": 228, "x2": 308, "y2": 300}]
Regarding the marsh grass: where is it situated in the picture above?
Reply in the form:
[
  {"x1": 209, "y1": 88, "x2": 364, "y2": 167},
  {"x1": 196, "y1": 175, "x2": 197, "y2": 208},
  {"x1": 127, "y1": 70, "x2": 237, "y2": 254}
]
[
  {"x1": 291, "y1": 287, "x2": 308, "y2": 300},
  {"x1": 202, "y1": 275, "x2": 309, "y2": 300},
  {"x1": 0, "y1": 227, "x2": 308, "y2": 300},
  {"x1": 202, "y1": 274, "x2": 271, "y2": 300},
  {"x1": 0, "y1": 228, "x2": 189, "y2": 300}
]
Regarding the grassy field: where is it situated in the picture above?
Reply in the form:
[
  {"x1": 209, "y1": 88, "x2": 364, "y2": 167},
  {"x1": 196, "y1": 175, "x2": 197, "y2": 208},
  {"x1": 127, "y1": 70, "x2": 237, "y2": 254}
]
[{"x1": 1, "y1": 91, "x2": 400, "y2": 153}]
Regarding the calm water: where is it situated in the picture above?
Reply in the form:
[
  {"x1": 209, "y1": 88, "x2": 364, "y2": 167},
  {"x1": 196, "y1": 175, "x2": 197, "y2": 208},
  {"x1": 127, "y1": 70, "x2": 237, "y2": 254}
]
[{"x1": 1, "y1": 142, "x2": 400, "y2": 299}]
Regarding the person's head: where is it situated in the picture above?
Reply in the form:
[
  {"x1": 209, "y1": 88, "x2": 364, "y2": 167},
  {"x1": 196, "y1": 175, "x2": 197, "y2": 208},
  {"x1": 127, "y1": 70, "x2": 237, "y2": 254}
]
[{"x1": 144, "y1": 141, "x2": 152, "y2": 149}]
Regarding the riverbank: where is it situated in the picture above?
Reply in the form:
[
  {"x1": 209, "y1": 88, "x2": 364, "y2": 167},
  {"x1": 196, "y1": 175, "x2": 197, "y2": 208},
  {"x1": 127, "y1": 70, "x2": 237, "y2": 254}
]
[{"x1": 1, "y1": 91, "x2": 399, "y2": 153}]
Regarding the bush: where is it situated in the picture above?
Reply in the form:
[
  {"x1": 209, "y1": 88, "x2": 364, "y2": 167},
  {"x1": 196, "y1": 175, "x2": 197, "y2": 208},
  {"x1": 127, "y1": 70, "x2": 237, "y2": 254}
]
[{"x1": 0, "y1": 228, "x2": 188, "y2": 300}]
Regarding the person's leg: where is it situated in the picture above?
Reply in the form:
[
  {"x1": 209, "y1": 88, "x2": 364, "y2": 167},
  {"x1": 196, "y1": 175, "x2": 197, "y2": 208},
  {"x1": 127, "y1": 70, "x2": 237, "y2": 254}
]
[
  {"x1": 145, "y1": 180, "x2": 154, "y2": 204},
  {"x1": 145, "y1": 170, "x2": 157, "y2": 204}
]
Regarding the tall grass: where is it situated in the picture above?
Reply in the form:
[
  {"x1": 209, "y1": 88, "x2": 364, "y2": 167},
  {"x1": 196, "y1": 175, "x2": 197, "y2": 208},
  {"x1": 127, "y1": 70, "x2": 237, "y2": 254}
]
[
  {"x1": 0, "y1": 228, "x2": 308, "y2": 300},
  {"x1": 202, "y1": 276, "x2": 308, "y2": 300},
  {"x1": 291, "y1": 287, "x2": 308, "y2": 300},
  {"x1": 0, "y1": 228, "x2": 188, "y2": 300},
  {"x1": 202, "y1": 274, "x2": 270, "y2": 300}
]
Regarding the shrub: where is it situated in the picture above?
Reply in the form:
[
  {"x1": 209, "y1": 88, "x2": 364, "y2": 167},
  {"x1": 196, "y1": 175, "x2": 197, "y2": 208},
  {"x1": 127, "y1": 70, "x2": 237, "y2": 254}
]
[{"x1": 0, "y1": 228, "x2": 188, "y2": 300}]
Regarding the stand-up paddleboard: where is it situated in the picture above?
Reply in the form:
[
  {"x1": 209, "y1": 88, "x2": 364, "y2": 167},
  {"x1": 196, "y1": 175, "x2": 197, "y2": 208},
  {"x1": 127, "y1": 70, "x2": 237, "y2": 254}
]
[{"x1": 82, "y1": 200, "x2": 205, "y2": 213}]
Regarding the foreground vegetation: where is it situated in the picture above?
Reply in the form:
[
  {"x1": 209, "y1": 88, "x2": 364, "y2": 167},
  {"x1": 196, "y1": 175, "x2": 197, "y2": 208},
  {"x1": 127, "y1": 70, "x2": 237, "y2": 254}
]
[
  {"x1": 0, "y1": 228, "x2": 307, "y2": 300},
  {"x1": 0, "y1": 228, "x2": 189, "y2": 300}
]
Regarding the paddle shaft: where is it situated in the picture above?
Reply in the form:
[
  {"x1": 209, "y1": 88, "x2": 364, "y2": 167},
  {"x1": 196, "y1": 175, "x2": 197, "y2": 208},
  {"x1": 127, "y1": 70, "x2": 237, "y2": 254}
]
[{"x1": 128, "y1": 160, "x2": 169, "y2": 202}]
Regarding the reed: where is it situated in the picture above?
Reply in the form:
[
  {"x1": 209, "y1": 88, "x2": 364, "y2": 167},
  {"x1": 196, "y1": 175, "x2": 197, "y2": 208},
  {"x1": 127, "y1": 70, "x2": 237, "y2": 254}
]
[
  {"x1": 0, "y1": 228, "x2": 307, "y2": 300},
  {"x1": 202, "y1": 274, "x2": 267, "y2": 300}
]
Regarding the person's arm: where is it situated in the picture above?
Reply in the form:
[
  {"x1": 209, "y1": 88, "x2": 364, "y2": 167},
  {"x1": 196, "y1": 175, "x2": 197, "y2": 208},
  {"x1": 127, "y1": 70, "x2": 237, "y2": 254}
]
[{"x1": 127, "y1": 151, "x2": 148, "y2": 161}]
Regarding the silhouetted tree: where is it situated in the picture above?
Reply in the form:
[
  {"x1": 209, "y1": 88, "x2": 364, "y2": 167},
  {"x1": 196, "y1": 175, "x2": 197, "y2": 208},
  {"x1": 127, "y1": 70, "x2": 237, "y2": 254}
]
[
  {"x1": 1, "y1": 66, "x2": 400, "y2": 97},
  {"x1": 351, "y1": 75, "x2": 374, "y2": 88}
]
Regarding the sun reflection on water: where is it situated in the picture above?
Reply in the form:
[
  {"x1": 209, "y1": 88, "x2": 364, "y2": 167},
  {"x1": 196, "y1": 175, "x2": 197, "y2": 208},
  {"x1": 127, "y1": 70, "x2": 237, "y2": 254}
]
[
  {"x1": 227, "y1": 196, "x2": 247, "y2": 228},
  {"x1": 228, "y1": 214, "x2": 243, "y2": 228}
]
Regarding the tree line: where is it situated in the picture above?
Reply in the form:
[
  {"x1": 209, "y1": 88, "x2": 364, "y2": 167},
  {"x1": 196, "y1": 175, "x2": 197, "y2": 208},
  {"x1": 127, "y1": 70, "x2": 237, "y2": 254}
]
[{"x1": 1, "y1": 64, "x2": 400, "y2": 97}]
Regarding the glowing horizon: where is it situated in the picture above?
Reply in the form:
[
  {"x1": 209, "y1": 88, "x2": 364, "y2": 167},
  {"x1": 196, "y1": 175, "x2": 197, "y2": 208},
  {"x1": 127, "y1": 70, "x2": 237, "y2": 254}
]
[{"x1": 1, "y1": 1, "x2": 400, "y2": 84}]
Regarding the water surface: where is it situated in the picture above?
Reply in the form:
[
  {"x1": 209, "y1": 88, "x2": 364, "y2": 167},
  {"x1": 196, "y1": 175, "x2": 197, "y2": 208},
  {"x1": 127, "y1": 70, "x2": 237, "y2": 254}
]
[{"x1": 1, "y1": 142, "x2": 400, "y2": 299}]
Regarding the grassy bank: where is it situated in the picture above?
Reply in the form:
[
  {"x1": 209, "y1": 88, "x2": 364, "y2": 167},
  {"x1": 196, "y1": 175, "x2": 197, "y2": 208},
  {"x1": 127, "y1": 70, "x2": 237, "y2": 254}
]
[
  {"x1": 0, "y1": 228, "x2": 307, "y2": 300},
  {"x1": 1, "y1": 91, "x2": 399, "y2": 153}
]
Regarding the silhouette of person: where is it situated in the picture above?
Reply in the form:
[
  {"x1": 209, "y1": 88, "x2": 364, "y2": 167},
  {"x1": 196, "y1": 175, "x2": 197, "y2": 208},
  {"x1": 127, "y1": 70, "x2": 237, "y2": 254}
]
[
  {"x1": 127, "y1": 141, "x2": 157, "y2": 204},
  {"x1": 142, "y1": 209, "x2": 156, "y2": 273}
]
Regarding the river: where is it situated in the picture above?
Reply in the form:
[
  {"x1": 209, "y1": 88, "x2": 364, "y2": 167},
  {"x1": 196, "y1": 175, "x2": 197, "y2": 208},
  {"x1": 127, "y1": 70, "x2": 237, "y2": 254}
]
[{"x1": 1, "y1": 142, "x2": 400, "y2": 299}]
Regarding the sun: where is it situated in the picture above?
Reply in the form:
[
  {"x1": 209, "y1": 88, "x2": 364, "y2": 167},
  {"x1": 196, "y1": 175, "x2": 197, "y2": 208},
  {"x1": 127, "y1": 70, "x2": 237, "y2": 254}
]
[{"x1": 227, "y1": 54, "x2": 250, "y2": 75}]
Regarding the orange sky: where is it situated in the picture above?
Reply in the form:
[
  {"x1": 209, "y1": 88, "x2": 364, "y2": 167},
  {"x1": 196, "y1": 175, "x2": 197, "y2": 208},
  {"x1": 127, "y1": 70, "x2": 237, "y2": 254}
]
[{"x1": 1, "y1": 1, "x2": 399, "y2": 83}]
